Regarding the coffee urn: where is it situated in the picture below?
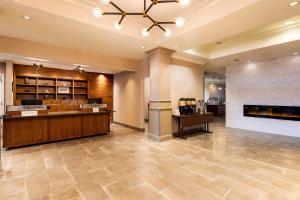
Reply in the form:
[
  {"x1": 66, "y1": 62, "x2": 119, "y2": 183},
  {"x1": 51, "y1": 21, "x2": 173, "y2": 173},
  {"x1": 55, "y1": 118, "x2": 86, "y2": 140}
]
[
  {"x1": 191, "y1": 98, "x2": 196, "y2": 114},
  {"x1": 179, "y1": 98, "x2": 187, "y2": 115},
  {"x1": 186, "y1": 98, "x2": 193, "y2": 115}
]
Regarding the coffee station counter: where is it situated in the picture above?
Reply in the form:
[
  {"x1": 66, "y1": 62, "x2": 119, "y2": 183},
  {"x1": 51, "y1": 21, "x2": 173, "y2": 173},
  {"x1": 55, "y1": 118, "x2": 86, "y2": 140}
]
[{"x1": 1, "y1": 105, "x2": 111, "y2": 148}]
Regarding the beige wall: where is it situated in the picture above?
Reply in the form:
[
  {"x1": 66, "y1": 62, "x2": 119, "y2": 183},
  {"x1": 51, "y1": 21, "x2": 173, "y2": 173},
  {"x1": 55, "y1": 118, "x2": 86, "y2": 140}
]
[
  {"x1": 226, "y1": 55, "x2": 300, "y2": 137},
  {"x1": 113, "y1": 59, "x2": 149, "y2": 129},
  {"x1": 170, "y1": 59, "x2": 204, "y2": 109},
  {"x1": 4, "y1": 61, "x2": 13, "y2": 107}
]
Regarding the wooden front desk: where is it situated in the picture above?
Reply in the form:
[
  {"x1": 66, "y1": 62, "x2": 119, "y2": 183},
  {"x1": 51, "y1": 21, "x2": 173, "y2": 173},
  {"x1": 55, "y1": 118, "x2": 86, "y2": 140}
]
[{"x1": 2, "y1": 111, "x2": 110, "y2": 148}]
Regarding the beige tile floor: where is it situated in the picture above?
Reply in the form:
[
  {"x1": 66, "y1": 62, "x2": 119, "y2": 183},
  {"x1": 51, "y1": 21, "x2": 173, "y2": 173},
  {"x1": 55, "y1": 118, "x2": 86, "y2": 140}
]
[{"x1": 1, "y1": 119, "x2": 300, "y2": 200}]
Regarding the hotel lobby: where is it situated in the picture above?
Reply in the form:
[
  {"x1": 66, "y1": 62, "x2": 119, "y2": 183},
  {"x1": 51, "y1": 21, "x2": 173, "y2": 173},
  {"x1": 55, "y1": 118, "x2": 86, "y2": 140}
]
[{"x1": 1, "y1": 0, "x2": 300, "y2": 199}]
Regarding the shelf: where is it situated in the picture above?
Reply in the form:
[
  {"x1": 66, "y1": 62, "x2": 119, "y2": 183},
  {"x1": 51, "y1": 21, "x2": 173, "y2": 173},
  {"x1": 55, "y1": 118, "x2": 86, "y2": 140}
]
[
  {"x1": 57, "y1": 93, "x2": 72, "y2": 95},
  {"x1": 74, "y1": 93, "x2": 88, "y2": 95},
  {"x1": 38, "y1": 85, "x2": 56, "y2": 87},
  {"x1": 57, "y1": 86, "x2": 73, "y2": 87},
  {"x1": 38, "y1": 92, "x2": 56, "y2": 94},
  {"x1": 74, "y1": 86, "x2": 88, "y2": 88},
  {"x1": 16, "y1": 92, "x2": 36, "y2": 94},
  {"x1": 16, "y1": 84, "x2": 36, "y2": 86}
]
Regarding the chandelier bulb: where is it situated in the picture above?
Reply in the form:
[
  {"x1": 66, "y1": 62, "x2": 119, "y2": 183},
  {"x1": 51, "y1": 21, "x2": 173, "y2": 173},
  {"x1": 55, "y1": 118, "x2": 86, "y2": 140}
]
[
  {"x1": 93, "y1": 7, "x2": 103, "y2": 18},
  {"x1": 176, "y1": 17, "x2": 185, "y2": 27},
  {"x1": 178, "y1": 0, "x2": 191, "y2": 7},
  {"x1": 101, "y1": 0, "x2": 111, "y2": 5},
  {"x1": 114, "y1": 21, "x2": 122, "y2": 30},
  {"x1": 142, "y1": 28, "x2": 150, "y2": 37},
  {"x1": 164, "y1": 28, "x2": 172, "y2": 37}
]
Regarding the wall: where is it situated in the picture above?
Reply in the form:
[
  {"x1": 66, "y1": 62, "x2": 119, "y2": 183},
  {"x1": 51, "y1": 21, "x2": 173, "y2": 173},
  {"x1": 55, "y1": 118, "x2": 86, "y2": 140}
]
[
  {"x1": 226, "y1": 55, "x2": 300, "y2": 137},
  {"x1": 170, "y1": 59, "x2": 204, "y2": 109},
  {"x1": 204, "y1": 82, "x2": 226, "y2": 101},
  {"x1": 113, "y1": 59, "x2": 149, "y2": 129},
  {"x1": 5, "y1": 61, "x2": 13, "y2": 107}
]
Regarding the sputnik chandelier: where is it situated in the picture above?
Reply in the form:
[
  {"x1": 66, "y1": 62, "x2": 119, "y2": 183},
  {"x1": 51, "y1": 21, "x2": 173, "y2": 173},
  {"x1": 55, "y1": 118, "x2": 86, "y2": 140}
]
[{"x1": 93, "y1": 0, "x2": 190, "y2": 37}]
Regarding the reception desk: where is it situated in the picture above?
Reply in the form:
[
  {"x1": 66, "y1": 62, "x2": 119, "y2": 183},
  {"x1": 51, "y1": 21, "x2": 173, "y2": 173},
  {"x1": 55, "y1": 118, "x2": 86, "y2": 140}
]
[{"x1": 2, "y1": 111, "x2": 111, "y2": 148}]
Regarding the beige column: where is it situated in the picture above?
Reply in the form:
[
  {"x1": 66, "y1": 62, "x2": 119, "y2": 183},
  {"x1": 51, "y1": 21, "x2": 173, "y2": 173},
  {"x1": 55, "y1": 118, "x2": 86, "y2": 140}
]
[
  {"x1": 5, "y1": 61, "x2": 13, "y2": 107},
  {"x1": 146, "y1": 48, "x2": 174, "y2": 142}
]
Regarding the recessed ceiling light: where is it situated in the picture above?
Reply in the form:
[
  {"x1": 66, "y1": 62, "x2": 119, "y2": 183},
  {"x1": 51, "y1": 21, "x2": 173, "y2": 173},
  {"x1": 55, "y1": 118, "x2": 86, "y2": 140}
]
[
  {"x1": 294, "y1": 52, "x2": 298, "y2": 55},
  {"x1": 174, "y1": 45, "x2": 178, "y2": 48},
  {"x1": 285, "y1": 20, "x2": 295, "y2": 25},
  {"x1": 247, "y1": 61, "x2": 251, "y2": 63},
  {"x1": 289, "y1": 1, "x2": 299, "y2": 7},
  {"x1": 22, "y1": 15, "x2": 30, "y2": 20},
  {"x1": 141, "y1": 46, "x2": 145, "y2": 49}
]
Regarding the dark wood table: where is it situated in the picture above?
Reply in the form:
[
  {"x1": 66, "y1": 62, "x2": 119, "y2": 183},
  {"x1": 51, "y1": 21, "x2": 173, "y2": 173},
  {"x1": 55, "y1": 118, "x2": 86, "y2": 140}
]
[{"x1": 172, "y1": 113, "x2": 214, "y2": 139}]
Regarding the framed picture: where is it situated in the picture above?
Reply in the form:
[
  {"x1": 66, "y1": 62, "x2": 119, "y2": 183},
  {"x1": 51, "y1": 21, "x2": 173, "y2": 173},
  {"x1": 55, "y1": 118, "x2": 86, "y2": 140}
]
[{"x1": 58, "y1": 87, "x2": 70, "y2": 94}]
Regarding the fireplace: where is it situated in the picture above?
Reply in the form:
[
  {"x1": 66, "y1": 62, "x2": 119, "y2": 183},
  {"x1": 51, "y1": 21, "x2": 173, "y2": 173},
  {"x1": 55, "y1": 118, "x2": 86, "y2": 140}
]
[{"x1": 244, "y1": 105, "x2": 300, "y2": 121}]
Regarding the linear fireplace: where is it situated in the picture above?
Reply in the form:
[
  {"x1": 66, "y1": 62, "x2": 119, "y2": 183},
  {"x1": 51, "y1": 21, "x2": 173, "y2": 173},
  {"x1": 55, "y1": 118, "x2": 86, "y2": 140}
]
[{"x1": 244, "y1": 105, "x2": 300, "y2": 121}]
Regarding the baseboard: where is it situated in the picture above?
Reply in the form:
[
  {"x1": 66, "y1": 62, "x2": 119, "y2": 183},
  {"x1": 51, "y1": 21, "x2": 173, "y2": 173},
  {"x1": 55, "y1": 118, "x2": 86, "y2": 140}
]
[
  {"x1": 147, "y1": 133, "x2": 173, "y2": 142},
  {"x1": 112, "y1": 121, "x2": 145, "y2": 132}
]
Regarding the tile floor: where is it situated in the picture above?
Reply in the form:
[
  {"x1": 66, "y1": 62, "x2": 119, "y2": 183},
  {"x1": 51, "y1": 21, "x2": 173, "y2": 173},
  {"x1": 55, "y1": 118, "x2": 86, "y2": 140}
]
[{"x1": 1, "y1": 120, "x2": 300, "y2": 200}]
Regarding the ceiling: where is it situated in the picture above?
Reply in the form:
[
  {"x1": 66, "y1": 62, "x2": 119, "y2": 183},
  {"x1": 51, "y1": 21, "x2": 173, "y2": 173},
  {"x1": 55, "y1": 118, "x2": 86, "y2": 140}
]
[{"x1": 0, "y1": 0, "x2": 300, "y2": 74}]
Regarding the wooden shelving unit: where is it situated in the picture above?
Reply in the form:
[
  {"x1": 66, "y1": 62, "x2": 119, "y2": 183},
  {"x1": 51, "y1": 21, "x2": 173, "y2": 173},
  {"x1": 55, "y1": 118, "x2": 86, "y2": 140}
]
[{"x1": 15, "y1": 75, "x2": 89, "y2": 102}]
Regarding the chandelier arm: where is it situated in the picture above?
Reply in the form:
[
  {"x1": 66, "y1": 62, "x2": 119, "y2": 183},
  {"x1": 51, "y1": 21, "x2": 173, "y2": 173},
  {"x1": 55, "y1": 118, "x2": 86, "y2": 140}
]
[
  {"x1": 144, "y1": 0, "x2": 146, "y2": 10},
  {"x1": 119, "y1": 15, "x2": 125, "y2": 24},
  {"x1": 103, "y1": 12, "x2": 122, "y2": 15},
  {"x1": 147, "y1": 24, "x2": 155, "y2": 32},
  {"x1": 157, "y1": 0, "x2": 178, "y2": 3},
  {"x1": 147, "y1": 15, "x2": 157, "y2": 24},
  {"x1": 158, "y1": 22, "x2": 176, "y2": 24},
  {"x1": 110, "y1": 1, "x2": 125, "y2": 13},
  {"x1": 157, "y1": 24, "x2": 166, "y2": 32},
  {"x1": 126, "y1": 13, "x2": 143, "y2": 15},
  {"x1": 145, "y1": 3, "x2": 154, "y2": 14}
]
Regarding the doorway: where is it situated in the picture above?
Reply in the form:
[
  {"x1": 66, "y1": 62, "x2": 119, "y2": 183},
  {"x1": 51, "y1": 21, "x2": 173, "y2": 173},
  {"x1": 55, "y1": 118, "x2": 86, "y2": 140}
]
[
  {"x1": 0, "y1": 74, "x2": 4, "y2": 115},
  {"x1": 0, "y1": 74, "x2": 3, "y2": 170},
  {"x1": 204, "y1": 72, "x2": 226, "y2": 121},
  {"x1": 143, "y1": 77, "x2": 150, "y2": 132}
]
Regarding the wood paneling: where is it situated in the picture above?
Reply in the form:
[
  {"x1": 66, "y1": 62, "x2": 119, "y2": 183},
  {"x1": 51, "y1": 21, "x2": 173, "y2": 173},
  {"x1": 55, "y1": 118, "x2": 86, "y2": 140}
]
[
  {"x1": 82, "y1": 113, "x2": 110, "y2": 136},
  {"x1": 13, "y1": 65, "x2": 113, "y2": 113},
  {"x1": 48, "y1": 115, "x2": 82, "y2": 140},
  {"x1": 3, "y1": 117, "x2": 48, "y2": 147}
]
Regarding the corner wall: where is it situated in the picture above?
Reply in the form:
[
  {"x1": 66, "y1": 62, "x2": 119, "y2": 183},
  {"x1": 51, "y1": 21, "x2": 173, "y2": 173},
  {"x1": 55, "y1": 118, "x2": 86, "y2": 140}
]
[{"x1": 226, "y1": 55, "x2": 300, "y2": 137}]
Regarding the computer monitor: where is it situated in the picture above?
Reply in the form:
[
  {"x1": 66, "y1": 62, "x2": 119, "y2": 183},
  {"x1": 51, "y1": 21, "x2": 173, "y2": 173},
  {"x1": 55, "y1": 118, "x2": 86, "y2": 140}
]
[
  {"x1": 21, "y1": 99, "x2": 43, "y2": 105},
  {"x1": 88, "y1": 98, "x2": 102, "y2": 104}
]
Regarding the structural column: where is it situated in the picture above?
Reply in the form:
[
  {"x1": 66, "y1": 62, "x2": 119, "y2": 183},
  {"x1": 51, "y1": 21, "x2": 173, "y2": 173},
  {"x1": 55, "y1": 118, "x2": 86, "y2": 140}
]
[{"x1": 146, "y1": 48, "x2": 174, "y2": 142}]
